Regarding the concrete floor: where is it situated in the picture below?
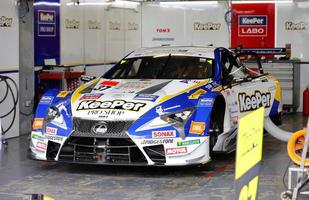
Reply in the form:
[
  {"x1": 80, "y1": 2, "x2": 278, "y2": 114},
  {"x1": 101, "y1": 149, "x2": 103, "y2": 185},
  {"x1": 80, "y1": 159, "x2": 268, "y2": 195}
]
[{"x1": 0, "y1": 113, "x2": 308, "y2": 200}]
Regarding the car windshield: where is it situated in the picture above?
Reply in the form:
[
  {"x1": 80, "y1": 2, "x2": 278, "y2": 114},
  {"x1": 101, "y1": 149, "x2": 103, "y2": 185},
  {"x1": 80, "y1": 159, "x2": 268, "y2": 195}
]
[{"x1": 103, "y1": 55, "x2": 214, "y2": 79}]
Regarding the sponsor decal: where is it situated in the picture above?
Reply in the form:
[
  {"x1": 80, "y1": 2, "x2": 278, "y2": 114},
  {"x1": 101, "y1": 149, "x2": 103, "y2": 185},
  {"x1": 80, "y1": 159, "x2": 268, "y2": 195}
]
[
  {"x1": 156, "y1": 28, "x2": 170, "y2": 33},
  {"x1": 101, "y1": 80, "x2": 119, "y2": 86},
  {"x1": 128, "y1": 22, "x2": 138, "y2": 31},
  {"x1": 180, "y1": 80, "x2": 203, "y2": 84},
  {"x1": 80, "y1": 94, "x2": 102, "y2": 100},
  {"x1": 93, "y1": 81, "x2": 119, "y2": 91},
  {"x1": 141, "y1": 139, "x2": 173, "y2": 145},
  {"x1": 88, "y1": 20, "x2": 101, "y2": 30},
  {"x1": 189, "y1": 121, "x2": 206, "y2": 135},
  {"x1": 152, "y1": 37, "x2": 174, "y2": 41},
  {"x1": 177, "y1": 139, "x2": 200, "y2": 146},
  {"x1": 33, "y1": 118, "x2": 44, "y2": 129},
  {"x1": 134, "y1": 94, "x2": 159, "y2": 102},
  {"x1": 40, "y1": 96, "x2": 54, "y2": 104},
  {"x1": 109, "y1": 21, "x2": 121, "y2": 30},
  {"x1": 118, "y1": 82, "x2": 150, "y2": 89},
  {"x1": 0, "y1": 16, "x2": 13, "y2": 27},
  {"x1": 165, "y1": 147, "x2": 187, "y2": 155},
  {"x1": 77, "y1": 100, "x2": 146, "y2": 111},
  {"x1": 65, "y1": 19, "x2": 80, "y2": 29},
  {"x1": 189, "y1": 89, "x2": 207, "y2": 99},
  {"x1": 152, "y1": 130, "x2": 176, "y2": 138},
  {"x1": 194, "y1": 22, "x2": 221, "y2": 30},
  {"x1": 92, "y1": 122, "x2": 108, "y2": 134},
  {"x1": 57, "y1": 91, "x2": 70, "y2": 98},
  {"x1": 198, "y1": 98, "x2": 214, "y2": 107},
  {"x1": 46, "y1": 135, "x2": 63, "y2": 142},
  {"x1": 155, "y1": 105, "x2": 181, "y2": 115},
  {"x1": 35, "y1": 141, "x2": 47, "y2": 152},
  {"x1": 87, "y1": 110, "x2": 124, "y2": 118},
  {"x1": 38, "y1": 10, "x2": 56, "y2": 36},
  {"x1": 32, "y1": 134, "x2": 45, "y2": 141},
  {"x1": 45, "y1": 127, "x2": 57, "y2": 135},
  {"x1": 238, "y1": 15, "x2": 267, "y2": 37},
  {"x1": 238, "y1": 91, "x2": 271, "y2": 112},
  {"x1": 285, "y1": 21, "x2": 309, "y2": 31}
]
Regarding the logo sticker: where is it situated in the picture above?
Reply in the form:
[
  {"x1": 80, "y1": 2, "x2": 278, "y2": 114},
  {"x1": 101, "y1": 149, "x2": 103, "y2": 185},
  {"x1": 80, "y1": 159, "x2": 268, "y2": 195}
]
[
  {"x1": 165, "y1": 147, "x2": 188, "y2": 155},
  {"x1": 0, "y1": 16, "x2": 13, "y2": 27},
  {"x1": 194, "y1": 22, "x2": 221, "y2": 30},
  {"x1": 198, "y1": 98, "x2": 214, "y2": 107},
  {"x1": 134, "y1": 94, "x2": 159, "y2": 102},
  {"x1": 35, "y1": 141, "x2": 47, "y2": 152},
  {"x1": 177, "y1": 139, "x2": 200, "y2": 146},
  {"x1": 80, "y1": 94, "x2": 102, "y2": 100},
  {"x1": 238, "y1": 91, "x2": 271, "y2": 112},
  {"x1": 40, "y1": 96, "x2": 54, "y2": 104},
  {"x1": 189, "y1": 121, "x2": 206, "y2": 135},
  {"x1": 45, "y1": 127, "x2": 57, "y2": 135},
  {"x1": 92, "y1": 122, "x2": 108, "y2": 134},
  {"x1": 141, "y1": 139, "x2": 173, "y2": 145},
  {"x1": 152, "y1": 130, "x2": 176, "y2": 138},
  {"x1": 189, "y1": 89, "x2": 207, "y2": 99},
  {"x1": 77, "y1": 100, "x2": 146, "y2": 111},
  {"x1": 33, "y1": 118, "x2": 44, "y2": 129},
  {"x1": 238, "y1": 15, "x2": 267, "y2": 37},
  {"x1": 57, "y1": 91, "x2": 70, "y2": 98}
]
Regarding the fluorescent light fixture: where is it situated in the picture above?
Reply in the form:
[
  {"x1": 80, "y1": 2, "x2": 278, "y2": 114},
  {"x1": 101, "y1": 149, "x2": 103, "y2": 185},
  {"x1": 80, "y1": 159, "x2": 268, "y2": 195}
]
[
  {"x1": 66, "y1": 0, "x2": 139, "y2": 6},
  {"x1": 34, "y1": 1, "x2": 61, "y2": 6},
  {"x1": 232, "y1": 0, "x2": 293, "y2": 3},
  {"x1": 160, "y1": 1, "x2": 218, "y2": 5}
]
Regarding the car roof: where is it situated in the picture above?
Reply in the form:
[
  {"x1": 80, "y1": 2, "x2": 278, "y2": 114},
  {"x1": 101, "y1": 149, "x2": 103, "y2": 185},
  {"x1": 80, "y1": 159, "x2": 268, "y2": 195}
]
[{"x1": 126, "y1": 46, "x2": 217, "y2": 59}]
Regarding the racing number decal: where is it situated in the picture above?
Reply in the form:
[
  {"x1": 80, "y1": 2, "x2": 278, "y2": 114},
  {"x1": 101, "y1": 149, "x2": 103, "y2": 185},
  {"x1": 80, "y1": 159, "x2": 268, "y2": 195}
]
[{"x1": 238, "y1": 176, "x2": 258, "y2": 200}]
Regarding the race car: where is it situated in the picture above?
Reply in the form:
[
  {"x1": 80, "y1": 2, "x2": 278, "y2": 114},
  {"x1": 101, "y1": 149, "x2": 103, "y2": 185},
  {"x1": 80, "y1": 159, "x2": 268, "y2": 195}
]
[{"x1": 29, "y1": 46, "x2": 282, "y2": 166}]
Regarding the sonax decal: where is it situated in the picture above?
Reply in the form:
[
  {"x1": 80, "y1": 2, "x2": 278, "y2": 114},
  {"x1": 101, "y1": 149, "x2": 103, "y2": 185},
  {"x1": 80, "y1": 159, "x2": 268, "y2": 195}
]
[
  {"x1": 166, "y1": 147, "x2": 187, "y2": 155},
  {"x1": 238, "y1": 91, "x2": 271, "y2": 112},
  {"x1": 77, "y1": 100, "x2": 146, "y2": 111},
  {"x1": 152, "y1": 130, "x2": 176, "y2": 138}
]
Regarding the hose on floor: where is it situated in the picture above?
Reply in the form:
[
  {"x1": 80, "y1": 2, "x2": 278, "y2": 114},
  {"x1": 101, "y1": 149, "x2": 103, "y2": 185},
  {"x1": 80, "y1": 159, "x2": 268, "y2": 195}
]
[{"x1": 0, "y1": 75, "x2": 19, "y2": 136}]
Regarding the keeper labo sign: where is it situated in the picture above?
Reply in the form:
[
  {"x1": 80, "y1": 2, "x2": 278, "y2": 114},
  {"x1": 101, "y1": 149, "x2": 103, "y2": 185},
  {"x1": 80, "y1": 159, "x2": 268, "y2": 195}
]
[{"x1": 238, "y1": 16, "x2": 267, "y2": 37}]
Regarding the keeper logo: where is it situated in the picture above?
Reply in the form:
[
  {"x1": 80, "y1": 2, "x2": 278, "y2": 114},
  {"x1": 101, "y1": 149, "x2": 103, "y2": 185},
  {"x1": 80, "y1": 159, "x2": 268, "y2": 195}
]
[
  {"x1": 77, "y1": 100, "x2": 146, "y2": 111},
  {"x1": 238, "y1": 91, "x2": 271, "y2": 112}
]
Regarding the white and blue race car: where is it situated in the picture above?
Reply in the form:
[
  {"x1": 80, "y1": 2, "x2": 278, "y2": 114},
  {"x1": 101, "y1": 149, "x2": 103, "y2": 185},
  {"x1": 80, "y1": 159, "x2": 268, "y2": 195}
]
[{"x1": 29, "y1": 46, "x2": 283, "y2": 166}]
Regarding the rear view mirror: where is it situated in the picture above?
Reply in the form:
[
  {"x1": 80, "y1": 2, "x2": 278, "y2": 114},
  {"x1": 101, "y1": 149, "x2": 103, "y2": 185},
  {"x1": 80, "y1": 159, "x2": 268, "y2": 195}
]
[{"x1": 80, "y1": 75, "x2": 96, "y2": 83}]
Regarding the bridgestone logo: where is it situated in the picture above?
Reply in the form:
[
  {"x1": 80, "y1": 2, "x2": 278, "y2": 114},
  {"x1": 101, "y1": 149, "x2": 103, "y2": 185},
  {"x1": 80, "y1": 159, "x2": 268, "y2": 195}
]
[
  {"x1": 238, "y1": 91, "x2": 271, "y2": 112},
  {"x1": 141, "y1": 139, "x2": 173, "y2": 145},
  {"x1": 77, "y1": 100, "x2": 146, "y2": 111}
]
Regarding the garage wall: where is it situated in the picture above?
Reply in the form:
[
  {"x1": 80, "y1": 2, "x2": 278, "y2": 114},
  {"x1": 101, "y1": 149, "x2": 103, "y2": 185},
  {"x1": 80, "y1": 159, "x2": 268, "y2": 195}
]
[
  {"x1": 60, "y1": 0, "x2": 141, "y2": 65},
  {"x1": 0, "y1": 0, "x2": 19, "y2": 139},
  {"x1": 141, "y1": 2, "x2": 229, "y2": 47},
  {"x1": 276, "y1": 2, "x2": 309, "y2": 111}
]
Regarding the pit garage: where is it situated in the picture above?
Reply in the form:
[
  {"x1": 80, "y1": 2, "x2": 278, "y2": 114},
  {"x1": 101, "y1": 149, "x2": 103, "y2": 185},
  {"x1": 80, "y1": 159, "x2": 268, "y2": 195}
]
[{"x1": 1, "y1": 0, "x2": 309, "y2": 200}]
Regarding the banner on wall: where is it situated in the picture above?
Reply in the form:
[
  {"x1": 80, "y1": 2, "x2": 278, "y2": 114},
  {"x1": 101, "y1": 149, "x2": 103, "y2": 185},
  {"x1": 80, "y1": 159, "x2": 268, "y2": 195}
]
[
  {"x1": 231, "y1": 3, "x2": 275, "y2": 48},
  {"x1": 34, "y1": 0, "x2": 60, "y2": 66}
]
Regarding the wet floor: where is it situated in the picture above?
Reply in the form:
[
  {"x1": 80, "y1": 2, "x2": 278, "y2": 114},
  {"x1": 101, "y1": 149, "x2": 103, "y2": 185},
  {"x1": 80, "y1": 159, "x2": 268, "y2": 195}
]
[{"x1": 0, "y1": 113, "x2": 308, "y2": 200}]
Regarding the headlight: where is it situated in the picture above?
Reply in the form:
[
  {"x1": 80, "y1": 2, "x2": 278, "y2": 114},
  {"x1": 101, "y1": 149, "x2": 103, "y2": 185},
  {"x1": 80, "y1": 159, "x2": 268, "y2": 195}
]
[
  {"x1": 136, "y1": 108, "x2": 195, "y2": 139},
  {"x1": 161, "y1": 109, "x2": 193, "y2": 125},
  {"x1": 44, "y1": 106, "x2": 67, "y2": 130},
  {"x1": 46, "y1": 106, "x2": 60, "y2": 122}
]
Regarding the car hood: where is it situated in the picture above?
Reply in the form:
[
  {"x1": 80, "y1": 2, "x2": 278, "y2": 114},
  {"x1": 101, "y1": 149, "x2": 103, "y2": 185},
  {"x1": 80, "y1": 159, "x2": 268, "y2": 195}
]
[{"x1": 71, "y1": 78, "x2": 209, "y2": 120}]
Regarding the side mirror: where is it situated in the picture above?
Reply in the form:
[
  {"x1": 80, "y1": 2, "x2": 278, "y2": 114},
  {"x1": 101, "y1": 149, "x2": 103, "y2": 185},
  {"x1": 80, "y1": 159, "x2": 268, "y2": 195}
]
[{"x1": 80, "y1": 75, "x2": 96, "y2": 83}]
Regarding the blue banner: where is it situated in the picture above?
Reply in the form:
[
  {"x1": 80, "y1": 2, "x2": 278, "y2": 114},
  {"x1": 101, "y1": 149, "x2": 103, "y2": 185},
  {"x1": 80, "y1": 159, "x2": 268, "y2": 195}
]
[{"x1": 34, "y1": 0, "x2": 60, "y2": 66}]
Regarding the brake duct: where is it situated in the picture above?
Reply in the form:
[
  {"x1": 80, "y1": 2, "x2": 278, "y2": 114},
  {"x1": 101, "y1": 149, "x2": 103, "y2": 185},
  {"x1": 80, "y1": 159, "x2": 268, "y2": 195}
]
[{"x1": 264, "y1": 117, "x2": 293, "y2": 142}]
